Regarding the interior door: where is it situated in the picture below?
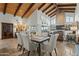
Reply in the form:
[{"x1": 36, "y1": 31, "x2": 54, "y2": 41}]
[{"x1": 2, "y1": 23, "x2": 13, "y2": 39}]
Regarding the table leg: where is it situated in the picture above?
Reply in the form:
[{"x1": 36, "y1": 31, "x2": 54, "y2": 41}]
[{"x1": 38, "y1": 43, "x2": 41, "y2": 56}]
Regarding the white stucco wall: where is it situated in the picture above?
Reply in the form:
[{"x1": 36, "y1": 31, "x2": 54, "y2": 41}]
[{"x1": 0, "y1": 13, "x2": 24, "y2": 39}]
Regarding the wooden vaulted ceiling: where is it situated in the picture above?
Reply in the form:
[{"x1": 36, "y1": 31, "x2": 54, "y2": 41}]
[{"x1": 0, "y1": 3, "x2": 76, "y2": 18}]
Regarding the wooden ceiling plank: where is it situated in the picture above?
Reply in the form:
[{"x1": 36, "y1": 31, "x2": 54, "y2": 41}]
[
  {"x1": 0, "y1": 3, "x2": 5, "y2": 12},
  {"x1": 14, "y1": 3, "x2": 22, "y2": 16},
  {"x1": 42, "y1": 3, "x2": 53, "y2": 12},
  {"x1": 23, "y1": 3, "x2": 42, "y2": 18},
  {"x1": 16, "y1": 3, "x2": 31, "y2": 16},
  {"x1": 22, "y1": 3, "x2": 34, "y2": 18},
  {"x1": 3, "y1": 3, "x2": 7, "y2": 14},
  {"x1": 6, "y1": 3, "x2": 19, "y2": 15}
]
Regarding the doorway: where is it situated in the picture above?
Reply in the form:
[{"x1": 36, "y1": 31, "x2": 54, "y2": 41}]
[{"x1": 2, "y1": 23, "x2": 13, "y2": 39}]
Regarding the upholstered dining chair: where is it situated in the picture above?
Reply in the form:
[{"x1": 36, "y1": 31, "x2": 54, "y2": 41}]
[
  {"x1": 41, "y1": 32, "x2": 49, "y2": 45},
  {"x1": 45, "y1": 33, "x2": 59, "y2": 56},
  {"x1": 16, "y1": 32, "x2": 23, "y2": 51},
  {"x1": 20, "y1": 31, "x2": 38, "y2": 56}
]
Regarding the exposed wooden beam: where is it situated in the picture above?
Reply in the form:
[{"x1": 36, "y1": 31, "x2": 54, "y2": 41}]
[
  {"x1": 50, "y1": 13, "x2": 56, "y2": 17},
  {"x1": 39, "y1": 3, "x2": 50, "y2": 11},
  {"x1": 22, "y1": 3, "x2": 34, "y2": 18},
  {"x1": 49, "y1": 4, "x2": 58, "y2": 17},
  {"x1": 3, "y1": 3, "x2": 7, "y2": 14},
  {"x1": 42, "y1": 3, "x2": 53, "y2": 12},
  {"x1": 61, "y1": 9, "x2": 75, "y2": 11},
  {"x1": 47, "y1": 4, "x2": 58, "y2": 15},
  {"x1": 46, "y1": 3, "x2": 57, "y2": 15},
  {"x1": 16, "y1": 4, "x2": 31, "y2": 16},
  {"x1": 47, "y1": 7, "x2": 57, "y2": 16},
  {"x1": 48, "y1": 9, "x2": 57, "y2": 16},
  {"x1": 58, "y1": 4, "x2": 76, "y2": 7},
  {"x1": 14, "y1": 3, "x2": 22, "y2": 16},
  {"x1": 44, "y1": 4, "x2": 55, "y2": 13},
  {"x1": 59, "y1": 8, "x2": 75, "y2": 10},
  {"x1": 58, "y1": 6, "x2": 76, "y2": 9},
  {"x1": 38, "y1": 3, "x2": 45, "y2": 10},
  {"x1": 46, "y1": 6, "x2": 56, "y2": 14},
  {"x1": 64, "y1": 11, "x2": 75, "y2": 13},
  {"x1": 55, "y1": 3, "x2": 58, "y2": 13}
]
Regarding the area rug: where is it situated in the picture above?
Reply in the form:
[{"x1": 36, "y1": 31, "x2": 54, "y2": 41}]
[{"x1": 0, "y1": 48, "x2": 19, "y2": 56}]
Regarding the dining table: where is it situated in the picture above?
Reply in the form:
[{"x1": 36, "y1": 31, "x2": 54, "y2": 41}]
[{"x1": 31, "y1": 36, "x2": 50, "y2": 56}]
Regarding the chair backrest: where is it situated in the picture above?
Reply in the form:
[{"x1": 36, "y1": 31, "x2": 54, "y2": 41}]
[
  {"x1": 48, "y1": 33, "x2": 59, "y2": 52},
  {"x1": 41, "y1": 32, "x2": 48, "y2": 37},
  {"x1": 16, "y1": 32, "x2": 23, "y2": 45},
  {"x1": 68, "y1": 33, "x2": 76, "y2": 40},
  {"x1": 53, "y1": 34, "x2": 59, "y2": 48},
  {"x1": 20, "y1": 31, "x2": 30, "y2": 51},
  {"x1": 20, "y1": 31, "x2": 27, "y2": 36}
]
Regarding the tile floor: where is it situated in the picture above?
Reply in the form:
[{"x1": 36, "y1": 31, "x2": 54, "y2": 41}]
[{"x1": 0, "y1": 38, "x2": 79, "y2": 56}]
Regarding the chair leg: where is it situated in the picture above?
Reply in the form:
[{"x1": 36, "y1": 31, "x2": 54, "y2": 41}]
[
  {"x1": 37, "y1": 47, "x2": 39, "y2": 53},
  {"x1": 49, "y1": 52, "x2": 52, "y2": 56},
  {"x1": 17, "y1": 44, "x2": 21, "y2": 51},
  {"x1": 54, "y1": 48, "x2": 57, "y2": 56},
  {"x1": 17, "y1": 44, "x2": 19, "y2": 49},
  {"x1": 28, "y1": 51, "x2": 30, "y2": 56},
  {"x1": 22, "y1": 48, "x2": 25, "y2": 54},
  {"x1": 20, "y1": 45, "x2": 22, "y2": 51},
  {"x1": 17, "y1": 44, "x2": 23, "y2": 51}
]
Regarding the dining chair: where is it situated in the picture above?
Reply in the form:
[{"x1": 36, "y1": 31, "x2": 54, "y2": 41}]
[
  {"x1": 20, "y1": 31, "x2": 38, "y2": 56},
  {"x1": 41, "y1": 32, "x2": 48, "y2": 37},
  {"x1": 45, "y1": 33, "x2": 59, "y2": 56},
  {"x1": 16, "y1": 32, "x2": 23, "y2": 51},
  {"x1": 41, "y1": 32, "x2": 49, "y2": 45}
]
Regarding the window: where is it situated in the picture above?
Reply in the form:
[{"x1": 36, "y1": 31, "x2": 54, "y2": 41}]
[
  {"x1": 65, "y1": 16, "x2": 74, "y2": 23},
  {"x1": 51, "y1": 18, "x2": 56, "y2": 24},
  {"x1": 65, "y1": 13, "x2": 74, "y2": 23},
  {"x1": 50, "y1": 16, "x2": 56, "y2": 30},
  {"x1": 50, "y1": 15, "x2": 56, "y2": 25},
  {"x1": 41, "y1": 15, "x2": 50, "y2": 32}
]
